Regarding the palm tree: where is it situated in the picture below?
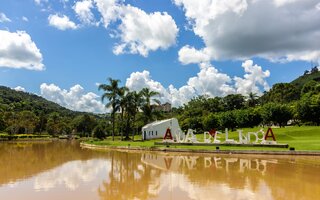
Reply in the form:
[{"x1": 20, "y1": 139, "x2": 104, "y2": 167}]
[
  {"x1": 118, "y1": 86, "x2": 128, "y2": 140},
  {"x1": 140, "y1": 88, "x2": 160, "y2": 124},
  {"x1": 247, "y1": 92, "x2": 259, "y2": 107},
  {"x1": 129, "y1": 91, "x2": 143, "y2": 141},
  {"x1": 99, "y1": 78, "x2": 121, "y2": 141},
  {"x1": 120, "y1": 91, "x2": 142, "y2": 140}
]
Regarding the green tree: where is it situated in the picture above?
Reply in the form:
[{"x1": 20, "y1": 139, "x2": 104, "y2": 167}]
[
  {"x1": 260, "y1": 83, "x2": 299, "y2": 104},
  {"x1": 99, "y1": 78, "x2": 121, "y2": 141},
  {"x1": 118, "y1": 86, "x2": 129, "y2": 140},
  {"x1": 235, "y1": 108, "x2": 262, "y2": 128},
  {"x1": 223, "y1": 94, "x2": 245, "y2": 111},
  {"x1": 219, "y1": 111, "x2": 237, "y2": 131},
  {"x1": 93, "y1": 124, "x2": 106, "y2": 140},
  {"x1": 72, "y1": 114, "x2": 97, "y2": 137},
  {"x1": 301, "y1": 80, "x2": 319, "y2": 95},
  {"x1": 246, "y1": 92, "x2": 259, "y2": 107},
  {"x1": 297, "y1": 94, "x2": 320, "y2": 125},
  {"x1": 203, "y1": 113, "x2": 220, "y2": 131},
  {"x1": 46, "y1": 112, "x2": 69, "y2": 135},
  {"x1": 140, "y1": 88, "x2": 160, "y2": 124},
  {"x1": 19, "y1": 110, "x2": 39, "y2": 134},
  {"x1": 261, "y1": 103, "x2": 292, "y2": 127}
]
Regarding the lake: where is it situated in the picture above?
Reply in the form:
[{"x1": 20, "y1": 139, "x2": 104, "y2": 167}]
[{"x1": 0, "y1": 141, "x2": 319, "y2": 200}]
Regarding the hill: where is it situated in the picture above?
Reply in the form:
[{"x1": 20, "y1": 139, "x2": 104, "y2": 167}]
[
  {"x1": 260, "y1": 68, "x2": 320, "y2": 104},
  {"x1": 0, "y1": 86, "x2": 80, "y2": 116},
  {"x1": 291, "y1": 70, "x2": 320, "y2": 89}
]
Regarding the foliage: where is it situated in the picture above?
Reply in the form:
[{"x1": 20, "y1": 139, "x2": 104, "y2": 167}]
[
  {"x1": 99, "y1": 78, "x2": 122, "y2": 141},
  {"x1": 261, "y1": 103, "x2": 293, "y2": 127},
  {"x1": 92, "y1": 124, "x2": 106, "y2": 140},
  {"x1": 203, "y1": 113, "x2": 220, "y2": 131},
  {"x1": 260, "y1": 83, "x2": 300, "y2": 104}
]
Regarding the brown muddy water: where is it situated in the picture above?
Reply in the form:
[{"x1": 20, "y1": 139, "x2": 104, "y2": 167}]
[{"x1": 0, "y1": 141, "x2": 319, "y2": 200}]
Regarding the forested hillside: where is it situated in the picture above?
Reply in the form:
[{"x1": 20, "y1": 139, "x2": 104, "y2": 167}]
[
  {"x1": 0, "y1": 86, "x2": 107, "y2": 136},
  {"x1": 0, "y1": 86, "x2": 76, "y2": 116}
]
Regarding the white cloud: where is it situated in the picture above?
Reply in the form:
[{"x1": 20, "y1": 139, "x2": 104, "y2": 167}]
[
  {"x1": 14, "y1": 86, "x2": 26, "y2": 92},
  {"x1": 0, "y1": 12, "x2": 11, "y2": 23},
  {"x1": 113, "y1": 5, "x2": 179, "y2": 57},
  {"x1": 93, "y1": 1, "x2": 178, "y2": 56},
  {"x1": 48, "y1": 14, "x2": 78, "y2": 30},
  {"x1": 187, "y1": 62, "x2": 235, "y2": 97},
  {"x1": 34, "y1": 0, "x2": 48, "y2": 5},
  {"x1": 126, "y1": 60, "x2": 269, "y2": 107},
  {"x1": 94, "y1": 0, "x2": 121, "y2": 28},
  {"x1": 126, "y1": 70, "x2": 170, "y2": 101},
  {"x1": 234, "y1": 60, "x2": 270, "y2": 95},
  {"x1": 73, "y1": 0, "x2": 95, "y2": 25},
  {"x1": 0, "y1": 30, "x2": 44, "y2": 70},
  {"x1": 40, "y1": 83, "x2": 106, "y2": 113},
  {"x1": 22, "y1": 16, "x2": 28, "y2": 22},
  {"x1": 178, "y1": 45, "x2": 210, "y2": 65},
  {"x1": 175, "y1": 0, "x2": 320, "y2": 63}
]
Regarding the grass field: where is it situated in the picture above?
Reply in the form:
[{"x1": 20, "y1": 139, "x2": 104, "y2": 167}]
[{"x1": 87, "y1": 126, "x2": 320, "y2": 151}]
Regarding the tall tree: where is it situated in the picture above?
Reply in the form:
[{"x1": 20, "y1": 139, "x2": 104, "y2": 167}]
[
  {"x1": 99, "y1": 78, "x2": 121, "y2": 141},
  {"x1": 247, "y1": 92, "x2": 259, "y2": 107},
  {"x1": 118, "y1": 86, "x2": 129, "y2": 140},
  {"x1": 131, "y1": 91, "x2": 143, "y2": 140},
  {"x1": 223, "y1": 94, "x2": 245, "y2": 111},
  {"x1": 140, "y1": 88, "x2": 160, "y2": 124}
]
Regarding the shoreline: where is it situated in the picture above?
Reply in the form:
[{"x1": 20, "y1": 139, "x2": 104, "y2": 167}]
[{"x1": 80, "y1": 142, "x2": 320, "y2": 156}]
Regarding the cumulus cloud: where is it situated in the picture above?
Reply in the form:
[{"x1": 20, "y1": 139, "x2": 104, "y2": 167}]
[
  {"x1": 178, "y1": 45, "x2": 211, "y2": 65},
  {"x1": 48, "y1": 14, "x2": 78, "y2": 30},
  {"x1": 0, "y1": 12, "x2": 11, "y2": 23},
  {"x1": 46, "y1": 0, "x2": 178, "y2": 56},
  {"x1": 234, "y1": 60, "x2": 270, "y2": 95},
  {"x1": 126, "y1": 60, "x2": 270, "y2": 107},
  {"x1": 14, "y1": 86, "x2": 26, "y2": 92},
  {"x1": 113, "y1": 5, "x2": 179, "y2": 57},
  {"x1": 175, "y1": 0, "x2": 320, "y2": 63},
  {"x1": 94, "y1": 0, "x2": 121, "y2": 28},
  {"x1": 91, "y1": 1, "x2": 179, "y2": 56},
  {"x1": 126, "y1": 70, "x2": 170, "y2": 102},
  {"x1": 0, "y1": 30, "x2": 44, "y2": 70},
  {"x1": 73, "y1": 0, "x2": 95, "y2": 25},
  {"x1": 40, "y1": 83, "x2": 106, "y2": 113}
]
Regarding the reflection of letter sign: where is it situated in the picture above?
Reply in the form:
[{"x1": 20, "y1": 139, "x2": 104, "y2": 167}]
[
  {"x1": 164, "y1": 157, "x2": 173, "y2": 170},
  {"x1": 163, "y1": 128, "x2": 173, "y2": 140},
  {"x1": 264, "y1": 128, "x2": 276, "y2": 141},
  {"x1": 209, "y1": 129, "x2": 216, "y2": 137}
]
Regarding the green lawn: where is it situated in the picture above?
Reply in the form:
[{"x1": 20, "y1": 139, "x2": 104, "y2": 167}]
[{"x1": 87, "y1": 126, "x2": 320, "y2": 151}]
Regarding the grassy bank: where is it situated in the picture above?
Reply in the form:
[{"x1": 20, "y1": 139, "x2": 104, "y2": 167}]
[
  {"x1": 86, "y1": 126, "x2": 320, "y2": 151},
  {"x1": 0, "y1": 133, "x2": 52, "y2": 141}
]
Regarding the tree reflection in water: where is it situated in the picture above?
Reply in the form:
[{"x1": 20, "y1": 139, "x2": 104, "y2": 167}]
[
  {"x1": 98, "y1": 151, "x2": 161, "y2": 200},
  {"x1": 97, "y1": 151, "x2": 320, "y2": 200}
]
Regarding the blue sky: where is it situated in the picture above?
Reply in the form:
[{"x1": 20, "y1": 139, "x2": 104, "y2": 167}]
[{"x1": 0, "y1": 0, "x2": 319, "y2": 113}]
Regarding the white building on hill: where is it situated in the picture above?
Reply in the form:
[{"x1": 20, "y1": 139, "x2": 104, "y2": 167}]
[{"x1": 142, "y1": 118, "x2": 182, "y2": 140}]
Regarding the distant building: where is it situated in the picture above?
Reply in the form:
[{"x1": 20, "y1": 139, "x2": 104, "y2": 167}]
[
  {"x1": 142, "y1": 118, "x2": 182, "y2": 140},
  {"x1": 152, "y1": 102, "x2": 172, "y2": 112}
]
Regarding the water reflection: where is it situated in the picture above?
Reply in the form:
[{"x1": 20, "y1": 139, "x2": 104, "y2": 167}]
[{"x1": 0, "y1": 142, "x2": 319, "y2": 200}]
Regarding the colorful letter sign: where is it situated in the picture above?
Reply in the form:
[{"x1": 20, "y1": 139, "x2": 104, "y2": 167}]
[
  {"x1": 163, "y1": 128, "x2": 173, "y2": 140},
  {"x1": 264, "y1": 128, "x2": 276, "y2": 141}
]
